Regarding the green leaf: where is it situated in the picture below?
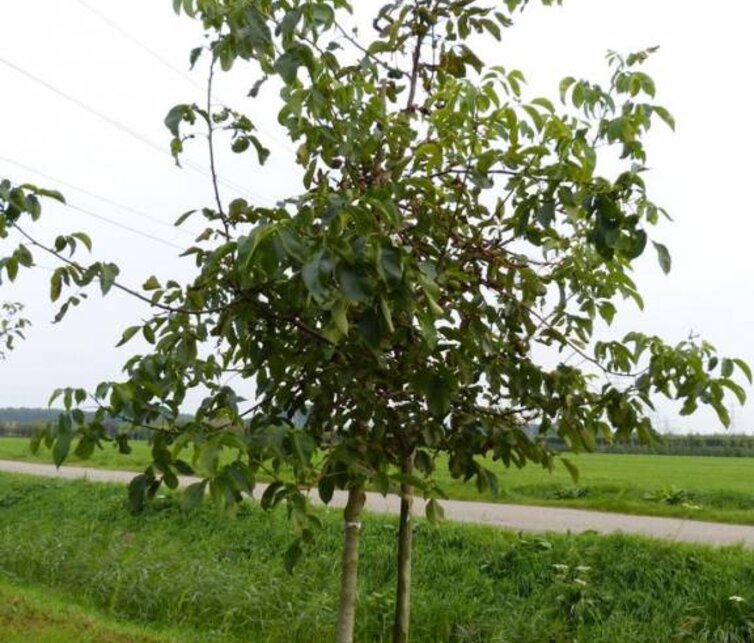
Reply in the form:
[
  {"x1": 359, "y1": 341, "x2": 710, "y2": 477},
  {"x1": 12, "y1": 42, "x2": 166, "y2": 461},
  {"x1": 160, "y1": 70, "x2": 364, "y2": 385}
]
[
  {"x1": 559, "y1": 76, "x2": 576, "y2": 103},
  {"x1": 426, "y1": 498, "x2": 445, "y2": 523},
  {"x1": 733, "y1": 359, "x2": 753, "y2": 384},
  {"x1": 712, "y1": 401, "x2": 731, "y2": 428},
  {"x1": 164, "y1": 104, "x2": 191, "y2": 138},
  {"x1": 560, "y1": 457, "x2": 580, "y2": 483},
  {"x1": 128, "y1": 474, "x2": 150, "y2": 513},
  {"x1": 380, "y1": 246, "x2": 403, "y2": 282},
  {"x1": 302, "y1": 256, "x2": 327, "y2": 299},
  {"x1": 52, "y1": 431, "x2": 72, "y2": 468},
  {"x1": 274, "y1": 49, "x2": 304, "y2": 85},
  {"x1": 337, "y1": 266, "x2": 372, "y2": 303},
  {"x1": 318, "y1": 475, "x2": 334, "y2": 504},
  {"x1": 414, "y1": 450, "x2": 433, "y2": 475},
  {"x1": 284, "y1": 538, "x2": 303, "y2": 574},
  {"x1": 331, "y1": 300, "x2": 349, "y2": 336},
  {"x1": 73, "y1": 437, "x2": 95, "y2": 460},
  {"x1": 189, "y1": 46, "x2": 203, "y2": 70},
  {"x1": 261, "y1": 481, "x2": 284, "y2": 509},
  {"x1": 652, "y1": 242, "x2": 671, "y2": 274},
  {"x1": 720, "y1": 379, "x2": 746, "y2": 405},
  {"x1": 174, "y1": 210, "x2": 196, "y2": 227},
  {"x1": 143, "y1": 275, "x2": 161, "y2": 291},
  {"x1": 232, "y1": 137, "x2": 251, "y2": 153},
  {"x1": 71, "y1": 232, "x2": 92, "y2": 252},
  {"x1": 653, "y1": 105, "x2": 675, "y2": 131},
  {"x1": 182, "y1": 480, "x2": 208, "y2": 511},
  {"x1": 116, "y1": 326, "x2": 140, "y2": 348},
  {"x1": 379, "y1": 297, "x2": 395, "y2": 334},
  {"x1": 99, "y1": 263, "x2": 119, "y2": 295},
  {"x1": 50, "y1": 270, "x2": 63, "y2": 302}
]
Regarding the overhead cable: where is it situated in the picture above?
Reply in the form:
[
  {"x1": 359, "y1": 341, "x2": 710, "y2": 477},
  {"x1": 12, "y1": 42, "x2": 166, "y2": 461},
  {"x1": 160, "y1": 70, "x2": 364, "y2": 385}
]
[
  {"x1": 0, "y1": 155, "x2": 198, "y2": 237},
  {"x1": 71, "y1": 0, "x2": 297, "y2": 157},
  {"x1": 0, "y1": 56, "x2": 274, "y2": 206}
]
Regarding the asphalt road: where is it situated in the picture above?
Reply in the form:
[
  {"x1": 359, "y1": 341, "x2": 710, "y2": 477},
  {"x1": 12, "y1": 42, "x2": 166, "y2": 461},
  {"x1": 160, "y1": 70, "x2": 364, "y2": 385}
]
[{"x1": 2, "y1": 459, "x2": 753, "y2": 547}]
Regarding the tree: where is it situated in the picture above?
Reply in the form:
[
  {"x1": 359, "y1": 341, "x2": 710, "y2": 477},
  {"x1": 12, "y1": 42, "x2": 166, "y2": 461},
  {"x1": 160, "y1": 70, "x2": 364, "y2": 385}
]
[{"x1": 0, "y1": 1, "x2": 751, "y2": 642}]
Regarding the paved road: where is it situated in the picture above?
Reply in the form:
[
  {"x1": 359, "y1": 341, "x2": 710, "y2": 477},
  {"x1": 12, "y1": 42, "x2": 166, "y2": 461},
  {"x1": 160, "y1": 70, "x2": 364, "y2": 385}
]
[{"x1": 2, "y1": 459, "x2": 754, "y2": 548}]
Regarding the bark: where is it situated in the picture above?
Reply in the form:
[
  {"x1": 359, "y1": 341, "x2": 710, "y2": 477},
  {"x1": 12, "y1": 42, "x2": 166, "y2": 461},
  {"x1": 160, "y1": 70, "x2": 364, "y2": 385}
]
[
  {"x1": 393, "y1": 453, "x2": 414, "y2": 643},
  {"x1": 336, "y1": 484, "x2": 367, "y2": 643}
]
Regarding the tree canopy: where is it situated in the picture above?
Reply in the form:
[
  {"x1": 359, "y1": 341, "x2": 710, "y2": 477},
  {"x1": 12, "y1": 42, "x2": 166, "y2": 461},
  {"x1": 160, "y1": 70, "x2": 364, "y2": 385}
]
[{"x1": 0, "y1": 1, "x2": 751, "y2": 641}]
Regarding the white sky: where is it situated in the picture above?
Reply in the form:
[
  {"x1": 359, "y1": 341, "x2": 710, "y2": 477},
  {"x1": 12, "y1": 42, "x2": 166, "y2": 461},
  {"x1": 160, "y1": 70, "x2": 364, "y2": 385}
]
[{"x1": 0, "y1": 0, "x2": 751, "y2": 433}]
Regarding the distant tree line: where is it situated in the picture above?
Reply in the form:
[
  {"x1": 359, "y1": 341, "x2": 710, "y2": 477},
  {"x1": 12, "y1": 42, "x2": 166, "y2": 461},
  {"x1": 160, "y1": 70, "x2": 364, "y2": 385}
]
[{"x1": 543, "y1": 433, "x2": 754, "y2": 458}]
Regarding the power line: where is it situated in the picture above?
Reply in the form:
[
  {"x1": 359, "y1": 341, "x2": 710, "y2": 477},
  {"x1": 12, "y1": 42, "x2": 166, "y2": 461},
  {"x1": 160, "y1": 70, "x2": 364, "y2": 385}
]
[
  {"x1": 3, "y1": 170, "x2": 184, "y2": 251},
  {"x1": 70, "y1": 0, "x2": 297, "y2": 158},
  {"x1": 66, "y1": 202, "x2": 185, "y2": 251},
  {"x1": 0, "y1": 155, "x2": 199, "y2": 238},
  {"x1": 0, "y1": 56, "x2": 274, "y2": 206},
  {"x1": 73, "y1": 0, "x2": 207, "y2": 94}
]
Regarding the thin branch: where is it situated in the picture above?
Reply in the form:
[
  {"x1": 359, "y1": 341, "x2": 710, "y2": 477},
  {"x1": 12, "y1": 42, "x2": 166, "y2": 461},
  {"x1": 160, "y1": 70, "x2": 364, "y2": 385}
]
[
  {"x1": 334, "y1": 21, "x2": 409, "y2": 79},
  {"x1": 206, "y1": 57, "x2": 229, "y2": 237},
  {"x1": 405, "y1": 12, "x2": 425, "y2": 110},
  {"x1": 10, "y1": 222, "x2": 238, "y2": 317},
  {"x1": 493, "y1": 286, "x2": 649, "y2": 380}
]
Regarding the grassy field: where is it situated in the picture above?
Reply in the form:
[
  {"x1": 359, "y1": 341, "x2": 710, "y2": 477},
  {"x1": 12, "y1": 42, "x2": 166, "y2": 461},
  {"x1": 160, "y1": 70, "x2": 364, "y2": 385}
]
[
  {"x1": 2, "y1": 473, "x2": 754, "y2": 641},
  {"x1": 2, "y1": 436, "x2": 754, "y2": 524},
  {"x1": 0, "y1": 577, "x2": 187, "y2": 642}
]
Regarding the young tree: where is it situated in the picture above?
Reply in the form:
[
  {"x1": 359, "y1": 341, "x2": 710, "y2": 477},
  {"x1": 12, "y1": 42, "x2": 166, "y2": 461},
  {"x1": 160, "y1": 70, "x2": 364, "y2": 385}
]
[{"x1": 1, "y1": 2, "x2": 751, "y2": 642}]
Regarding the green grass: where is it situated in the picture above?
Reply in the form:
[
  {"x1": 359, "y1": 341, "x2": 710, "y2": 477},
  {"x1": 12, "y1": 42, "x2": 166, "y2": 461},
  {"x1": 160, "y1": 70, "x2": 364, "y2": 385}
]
[
  {"x1": 0, "y1": 577, "x2": 188, "y2": 642},
  {"x1": 0, "y1": 436, "x2": 154, "y2": 470},
  {"x1": 2, "y1": 473, "x2": 754, "y2": 642},
  {"x1": 2, "y1": 436, "x2": 754, "y2": 524}
]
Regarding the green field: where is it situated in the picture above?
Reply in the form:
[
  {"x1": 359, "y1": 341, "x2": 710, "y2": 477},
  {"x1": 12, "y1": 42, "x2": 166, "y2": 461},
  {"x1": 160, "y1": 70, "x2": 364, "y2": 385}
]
[
  {"x1": 2, "y1": 473, "x2": 754, "y2": 642},
  {"x1": 2, "y1": 436, "x2": 754, "y2": 524}
]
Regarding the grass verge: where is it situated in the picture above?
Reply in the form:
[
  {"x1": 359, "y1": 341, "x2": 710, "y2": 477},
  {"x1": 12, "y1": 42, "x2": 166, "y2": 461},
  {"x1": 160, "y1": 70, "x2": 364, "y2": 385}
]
[
  {"x1": 3, "y1": 473, "x2": 754, "y2": 641},
  {"x1": 2, "y1": 436, "x2": 754, "y2": 524},
  {"x1": 0, "y1": 576, "x2": 189, "y2": 642}
]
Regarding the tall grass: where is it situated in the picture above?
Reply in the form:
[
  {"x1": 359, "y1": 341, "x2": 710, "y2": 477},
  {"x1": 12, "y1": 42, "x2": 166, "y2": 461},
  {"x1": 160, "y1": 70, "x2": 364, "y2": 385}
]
[
  {"x1": 2, "y1": 473, "x2": 754, "y2": 641},
  {"x1": 0, "y1": 576, "x2": 187, "y2": 642}
]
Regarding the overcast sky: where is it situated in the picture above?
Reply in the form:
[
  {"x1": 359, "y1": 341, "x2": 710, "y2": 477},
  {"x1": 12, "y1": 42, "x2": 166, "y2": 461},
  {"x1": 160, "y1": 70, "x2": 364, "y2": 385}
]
[{"x1": 0, "y1": 0, "x2": 752, "y2": 433}]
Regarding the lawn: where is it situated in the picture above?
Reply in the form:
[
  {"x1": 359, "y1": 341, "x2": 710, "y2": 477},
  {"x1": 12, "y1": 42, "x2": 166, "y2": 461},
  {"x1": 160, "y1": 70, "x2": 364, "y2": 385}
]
[
  {"x1": 2, "y1": 435, "x2": 754, "y2": 524},
  {"x1": 2, "y1": 473, "x2": 754, "y2": 642}
]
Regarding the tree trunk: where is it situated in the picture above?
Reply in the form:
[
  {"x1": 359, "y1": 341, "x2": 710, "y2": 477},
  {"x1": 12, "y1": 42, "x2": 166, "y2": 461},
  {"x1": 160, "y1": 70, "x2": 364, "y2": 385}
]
[
  {"x1": 393, "y1": 453, "x2": 414, "y2": 643},
  {"x1": 336, "y1": 484, "x2": 366, "y2": 643}
]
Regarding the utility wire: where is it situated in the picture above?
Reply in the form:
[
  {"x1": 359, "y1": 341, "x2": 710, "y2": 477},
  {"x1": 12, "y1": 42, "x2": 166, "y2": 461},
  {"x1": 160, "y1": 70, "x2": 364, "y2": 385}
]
[
  {"x1": 70, "y1": 0, "x2": 297, "y2": 158},
  {"x1": 66, "y1": 202, "x2": 185, "y2": 251},
  {"x1": 0, "y1": 155, "x2": 199, "y2": 237},
  {"x1": 73, "y1": 0, "x2": 207, "y2": 94},
  {"x1": 0, "y1": 56, "x2": 274, "y2": 206},
  {"x1": 3, "y1": 170, "x2": 184, "y2": 251}
]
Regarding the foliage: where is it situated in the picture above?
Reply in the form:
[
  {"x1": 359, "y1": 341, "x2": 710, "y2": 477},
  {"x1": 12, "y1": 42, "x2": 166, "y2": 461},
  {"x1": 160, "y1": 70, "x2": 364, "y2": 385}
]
[
  {"x1": 1, "y1": 0, "x2": 752, "y2": 638},
  {"x1": 0, "y1": 302, "x2": 29, "y2": 360},
  {"x1": 1, "y1": 0, "x2": 748, "y2": 522}
]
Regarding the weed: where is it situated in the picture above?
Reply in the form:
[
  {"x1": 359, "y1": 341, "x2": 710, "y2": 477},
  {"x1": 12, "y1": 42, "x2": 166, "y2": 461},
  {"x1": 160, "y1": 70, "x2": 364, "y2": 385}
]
[{"x1": 677, "y1": 594, "x2": 754, "y2": 642}]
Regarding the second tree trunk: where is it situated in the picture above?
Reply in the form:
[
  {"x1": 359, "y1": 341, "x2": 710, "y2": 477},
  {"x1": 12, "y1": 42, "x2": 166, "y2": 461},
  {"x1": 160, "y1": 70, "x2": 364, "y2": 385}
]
[{"x1": 393, "y1": 453, "x2": 414, "y2": 643}]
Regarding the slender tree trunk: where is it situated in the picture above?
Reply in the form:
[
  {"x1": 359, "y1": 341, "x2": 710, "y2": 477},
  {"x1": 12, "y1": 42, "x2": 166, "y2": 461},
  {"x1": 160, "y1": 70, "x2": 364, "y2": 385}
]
[
  {"x1": 336, "y1": 484, "x2": 366, "y2": 643},
  {"x1": 393, "y1": 452, "x2": 414, "y2": 643}
]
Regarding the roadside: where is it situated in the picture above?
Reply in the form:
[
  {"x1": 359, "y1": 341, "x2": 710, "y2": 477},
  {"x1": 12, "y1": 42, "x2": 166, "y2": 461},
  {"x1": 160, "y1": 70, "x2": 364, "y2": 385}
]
[
  {"x1": 2, "y1": 459, "x2": 754, "y2": 548},
  {"x1": 3, "y1": 436, "x2": 754, "y2": 526}
]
